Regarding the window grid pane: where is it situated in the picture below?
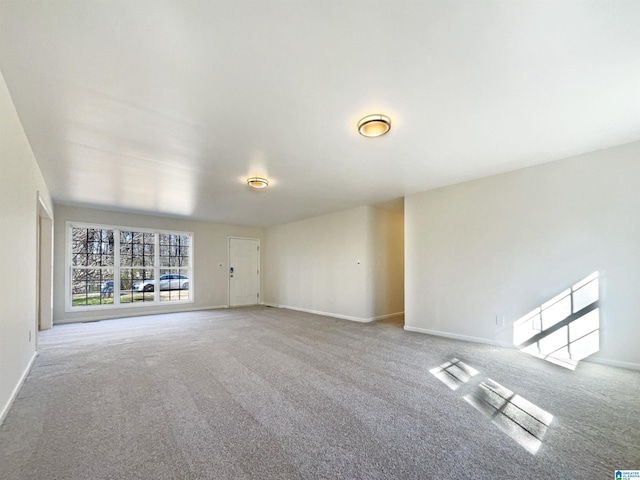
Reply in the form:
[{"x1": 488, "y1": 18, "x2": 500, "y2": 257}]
[
  {"x1": 120, "y1": 231, "x2": 155, "y2": 267},
  {"x1": 120, "y1": 268, "x2": 155, "y2": 303},
  {"x1": 71, "y1": 268, "x2": 114, "y2": 306},
  {"x1": 159, "y1": 233, "x2": 190, "y2": 267},
  {"x1": 159, "y1": 268, "x2": 190, "y2": 302},
  {"x1": 72, "y1": 228, "x2": 114, "y2": 266}
]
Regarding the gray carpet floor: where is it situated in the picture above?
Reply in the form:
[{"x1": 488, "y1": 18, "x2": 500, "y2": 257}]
[{"x1": 1, "y1": 306, "x2": 638, "y2": 479}]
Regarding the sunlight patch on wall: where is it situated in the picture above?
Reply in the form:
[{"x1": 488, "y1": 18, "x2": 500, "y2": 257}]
[
  {"x1": 464, "y1": 379, "x2": 553, "y2": 455},
  {"x1": 513, "y1": 272, "x2": 600, "y2": 369},
  {"x1": 429, "y1": 358, "x2": 479, "y2": 390}
]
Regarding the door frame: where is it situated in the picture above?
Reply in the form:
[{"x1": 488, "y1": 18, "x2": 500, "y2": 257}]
[
  {"x1": 227, "y1": 236, "x2": 261, "y2": 307},
  {"x1": 36, "y1": 193, "x2": 54, "y2": 338}
]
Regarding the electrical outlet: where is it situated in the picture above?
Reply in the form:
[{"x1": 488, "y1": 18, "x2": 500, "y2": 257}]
[{"x1": 496, "y1": 315, "x2": 505, "y2": 327}]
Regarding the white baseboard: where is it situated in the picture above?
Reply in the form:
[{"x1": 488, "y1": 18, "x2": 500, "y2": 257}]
[
  {"x1": 264, "y1": 303, "x2": 404, "y2": 323},
  {"x1": 584, "y1": 356, "x2": 640, "y2": 371},
  {"x1": 404, "y1": 325, "x2": 640, "y2": 371},
  {"x1": 403, "y1": 325, "x2": 514, "y2": 349},
  {"x1": 0, "y1": 352, "x2": 37, "y2": 426},
  {"x1": 54, "y1": 305, "x2": 229, "y2": 324},
  {"x1": 264, "y1": 303, "x2": 371, "y2": 322}
]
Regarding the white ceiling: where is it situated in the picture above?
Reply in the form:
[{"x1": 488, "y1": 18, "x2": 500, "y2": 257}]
[{"x1": 2, "y1": 1, "x2": 639, "y2": 227}]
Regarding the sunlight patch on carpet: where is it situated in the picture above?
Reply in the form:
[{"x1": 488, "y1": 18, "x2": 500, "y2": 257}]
[
  {"x1": 429, "y1": 358, "x2": 479, "y2": 390},
  {"x1": 464, "y1": 379, "x2": 553, "y2": 454}
]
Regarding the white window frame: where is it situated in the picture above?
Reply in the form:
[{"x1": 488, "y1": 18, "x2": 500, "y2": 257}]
[{"x1": 65, "y1": 221, "x2": 194, "y2": 312}]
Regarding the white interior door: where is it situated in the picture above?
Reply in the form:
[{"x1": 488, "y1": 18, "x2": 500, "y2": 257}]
[{"x1": 229, "y1": 237, "x2": 260, "y2": 307}]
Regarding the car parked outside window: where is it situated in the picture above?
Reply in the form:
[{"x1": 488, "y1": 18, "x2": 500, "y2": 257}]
[
  {"x1": 100, "y1": 281, "x2": 114, "y2": 295},
  {"x1": 132, "y1": 274, "x2": 189, "y2": 292}
]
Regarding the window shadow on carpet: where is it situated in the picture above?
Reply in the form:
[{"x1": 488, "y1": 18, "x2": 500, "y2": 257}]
[
  {"x1": 429, "y1": 358, "x2": 479, "y2": 390},
  {"x1": 429, "y1": 358, "x2": 553, "y2": 455},
  {"x1": 463, "y1": 379, "x2": 553, "y2": 454}
]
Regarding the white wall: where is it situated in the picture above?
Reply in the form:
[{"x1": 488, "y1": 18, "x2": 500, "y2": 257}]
[
  {"x1": 53, "y1": 205, "x2": 262, "y2": 323},
  {"x1": 264, "y1": 205, "x2": 404, "y2": 321},
  {"x1": 405, "y1": 141, "x2": 640, "y2": 368},
  {"x1": 0, "y1": 71, "x2": 54, "y2": 421}
]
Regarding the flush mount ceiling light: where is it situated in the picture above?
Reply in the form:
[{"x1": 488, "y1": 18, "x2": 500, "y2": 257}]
[
  {"x1": 358, "y1": 114, "x2": 391, "y2": 137},
  {"x1": 246, "y1": 176, "x2": 269, "y2": 189}
]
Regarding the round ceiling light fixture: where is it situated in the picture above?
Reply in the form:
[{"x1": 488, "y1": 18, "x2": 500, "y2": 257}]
[
  {"x1": 358, "y1": 114, "x2": 391, "y2": 137},
  {"x1": 246, "y1": 176, "x2": 269, "y2": 189}
]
